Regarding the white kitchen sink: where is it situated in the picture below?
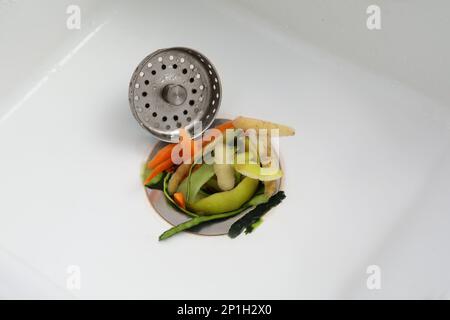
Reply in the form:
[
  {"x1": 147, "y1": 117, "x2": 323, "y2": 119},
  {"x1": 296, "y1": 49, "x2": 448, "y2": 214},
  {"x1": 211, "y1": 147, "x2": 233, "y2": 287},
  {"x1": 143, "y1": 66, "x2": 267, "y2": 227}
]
[{"x1": 1, "y1": 0, "x2": 449, "y2": 299}]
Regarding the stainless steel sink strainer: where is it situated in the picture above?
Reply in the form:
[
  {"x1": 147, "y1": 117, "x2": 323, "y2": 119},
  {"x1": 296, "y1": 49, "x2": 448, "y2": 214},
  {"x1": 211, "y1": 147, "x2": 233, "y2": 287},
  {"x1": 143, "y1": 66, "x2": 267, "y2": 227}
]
[{"x1": 129, "y1": 47, "x2": 222, "y2": 142}]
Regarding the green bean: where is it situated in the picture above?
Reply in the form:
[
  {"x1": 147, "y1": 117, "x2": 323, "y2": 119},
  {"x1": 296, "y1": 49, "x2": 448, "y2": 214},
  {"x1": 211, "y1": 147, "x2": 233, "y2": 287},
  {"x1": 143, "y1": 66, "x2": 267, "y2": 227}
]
[{"x1": 158, "y1": 211, "x2": 238, "y2": 241}]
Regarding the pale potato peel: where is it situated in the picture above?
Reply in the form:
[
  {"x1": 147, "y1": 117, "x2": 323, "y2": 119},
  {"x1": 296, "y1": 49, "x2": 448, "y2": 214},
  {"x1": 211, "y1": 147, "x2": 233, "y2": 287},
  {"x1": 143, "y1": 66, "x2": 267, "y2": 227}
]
[{"x1": 232, "y1": 116, "x2": 295, "y2": 136}]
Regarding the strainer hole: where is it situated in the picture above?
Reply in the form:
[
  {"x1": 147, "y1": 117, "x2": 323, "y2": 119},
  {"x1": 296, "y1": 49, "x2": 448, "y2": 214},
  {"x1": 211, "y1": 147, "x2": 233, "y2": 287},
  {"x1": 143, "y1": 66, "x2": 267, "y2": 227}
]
[
  {"x1": 151, "y1": 70, "x2": 156, "y2": 75},
  {"x1": 144, "y1": 80, "x2": 149, "y2": 85},
  {"x1": 142, "y1": 92, "x2": 147, "y2": 97},
  {"x1": 169, "y1": 55, "x2": 174, "y2": 60},
  {"x1": 186, "y1": 117, "x2": 191, "y2": 122},
  {"x1": 180, "y1": 58, "x2": 185, "y2": 63},
  {"x1": 189, "y1": 64, "x2": 194, "y2": 69},
  {"x1": 145, "y1": 103, "x2": 150, "y2": 108},
  {"x1": 182, "y1": 68, "x2": 187, "y2": 74},
  {"x1": 189, "y1": 100, "x2": 195, "y2": 106},
  {"x1": 189, "y1": 78, "x2": 194, "y2": 83},
  {"x1": 161, "y1": 64, "x2": 166, "y2": 70},
  {"x1": 192, "y1": 89, "x2": 197, "y2": 94},
  {"x1": 183, "y1": 110, "x2": 188, "y2": 115},
  {"x1": 172, "y1": 64, "x2": 177, "y2": 69},
  {"x1": 173, "y1": 115, "x2": 179, "y2": 121},
  {"x1": 166, "y1": 125, "x2": 171, "y2": 130},
  {"x1": 162, "y1": 116, "x2": 167, "y2": 122},
  {"x1": 158, "y1": 57, "x2": 163, "y2": 62},
  {"x1": 176, "y1": 123, "x2": 182, "y2": 128},
  {"x1": 152, "y1": 112, "x2": 157, "y2": 117}
]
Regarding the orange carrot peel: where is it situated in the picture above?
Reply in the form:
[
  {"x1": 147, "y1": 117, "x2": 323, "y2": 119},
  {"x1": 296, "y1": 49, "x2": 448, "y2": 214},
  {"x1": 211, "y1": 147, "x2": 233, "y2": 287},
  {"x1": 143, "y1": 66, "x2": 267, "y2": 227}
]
[
  {"x1": 144, "y1": 158, "x2": 173, "y2": 185},
  {"x1": 173, "y1": 192, "x2": 186, "y2": 209},
  {"x1": 147, "y1": 143, "x2": 176, "y2": 169},
  {"x1": 144, "y1": 121, "x2": 235, "y2": 184}
]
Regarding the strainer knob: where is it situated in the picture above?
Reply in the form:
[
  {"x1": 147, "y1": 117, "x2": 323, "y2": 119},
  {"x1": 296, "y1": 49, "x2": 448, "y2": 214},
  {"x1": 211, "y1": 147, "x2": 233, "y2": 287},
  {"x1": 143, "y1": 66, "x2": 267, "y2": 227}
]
[{"x1": 162, "y1": 84, "x2": 187, "y2": 106}]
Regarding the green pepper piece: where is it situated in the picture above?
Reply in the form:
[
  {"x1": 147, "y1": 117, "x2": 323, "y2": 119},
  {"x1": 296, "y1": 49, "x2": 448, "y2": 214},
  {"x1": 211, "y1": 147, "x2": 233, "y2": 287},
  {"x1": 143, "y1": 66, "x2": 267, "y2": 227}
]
[
  {"x1": 189, "y1": 177, "x2": 259, "y2": 215},
  {"x1": 177, "y1": 164, "x2": 215, "y2": 203}
]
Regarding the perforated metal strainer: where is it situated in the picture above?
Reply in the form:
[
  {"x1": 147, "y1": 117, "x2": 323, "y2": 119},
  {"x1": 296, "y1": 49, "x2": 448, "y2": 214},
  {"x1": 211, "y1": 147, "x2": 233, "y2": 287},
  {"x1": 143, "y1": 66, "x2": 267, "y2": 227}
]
[{"x1": 129, "y1": 47, "x2": 222, "y2": 142}]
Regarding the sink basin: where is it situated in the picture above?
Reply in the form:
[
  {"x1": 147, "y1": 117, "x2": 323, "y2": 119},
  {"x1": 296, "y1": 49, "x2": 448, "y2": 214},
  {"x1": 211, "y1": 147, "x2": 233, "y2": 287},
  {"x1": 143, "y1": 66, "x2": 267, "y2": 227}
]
[{"x1": 1, "y1": 0, "x2": 449, "y2": 299}]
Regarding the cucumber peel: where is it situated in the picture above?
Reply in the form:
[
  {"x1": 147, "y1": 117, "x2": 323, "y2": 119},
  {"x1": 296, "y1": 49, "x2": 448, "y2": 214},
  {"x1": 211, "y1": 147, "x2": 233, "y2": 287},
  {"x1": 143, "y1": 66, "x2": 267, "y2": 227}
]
[{"x1": 142, "y1": 163, "x2": 164, "y2": 189}]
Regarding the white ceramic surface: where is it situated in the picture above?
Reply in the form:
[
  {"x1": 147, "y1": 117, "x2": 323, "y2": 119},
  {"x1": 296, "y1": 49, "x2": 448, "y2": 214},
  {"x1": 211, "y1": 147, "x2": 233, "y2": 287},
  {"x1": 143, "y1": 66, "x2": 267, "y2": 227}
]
[{"x1": 0, "y1": 0, "x2": 449, "y2": 299}]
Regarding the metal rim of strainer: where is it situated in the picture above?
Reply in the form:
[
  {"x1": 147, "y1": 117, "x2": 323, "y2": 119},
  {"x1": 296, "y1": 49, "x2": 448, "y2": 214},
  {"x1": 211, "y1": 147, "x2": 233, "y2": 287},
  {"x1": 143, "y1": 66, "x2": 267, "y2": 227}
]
[{"x1": 128, "y1": 47, "x2": 222, "y2": 142}]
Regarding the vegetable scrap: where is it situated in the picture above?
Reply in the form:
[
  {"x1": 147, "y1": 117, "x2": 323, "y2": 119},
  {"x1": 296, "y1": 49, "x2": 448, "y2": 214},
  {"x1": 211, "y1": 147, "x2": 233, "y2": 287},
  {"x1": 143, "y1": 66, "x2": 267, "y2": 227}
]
[{"x1": 142, "y1": 117, "x2": 295, "y2": 240}]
